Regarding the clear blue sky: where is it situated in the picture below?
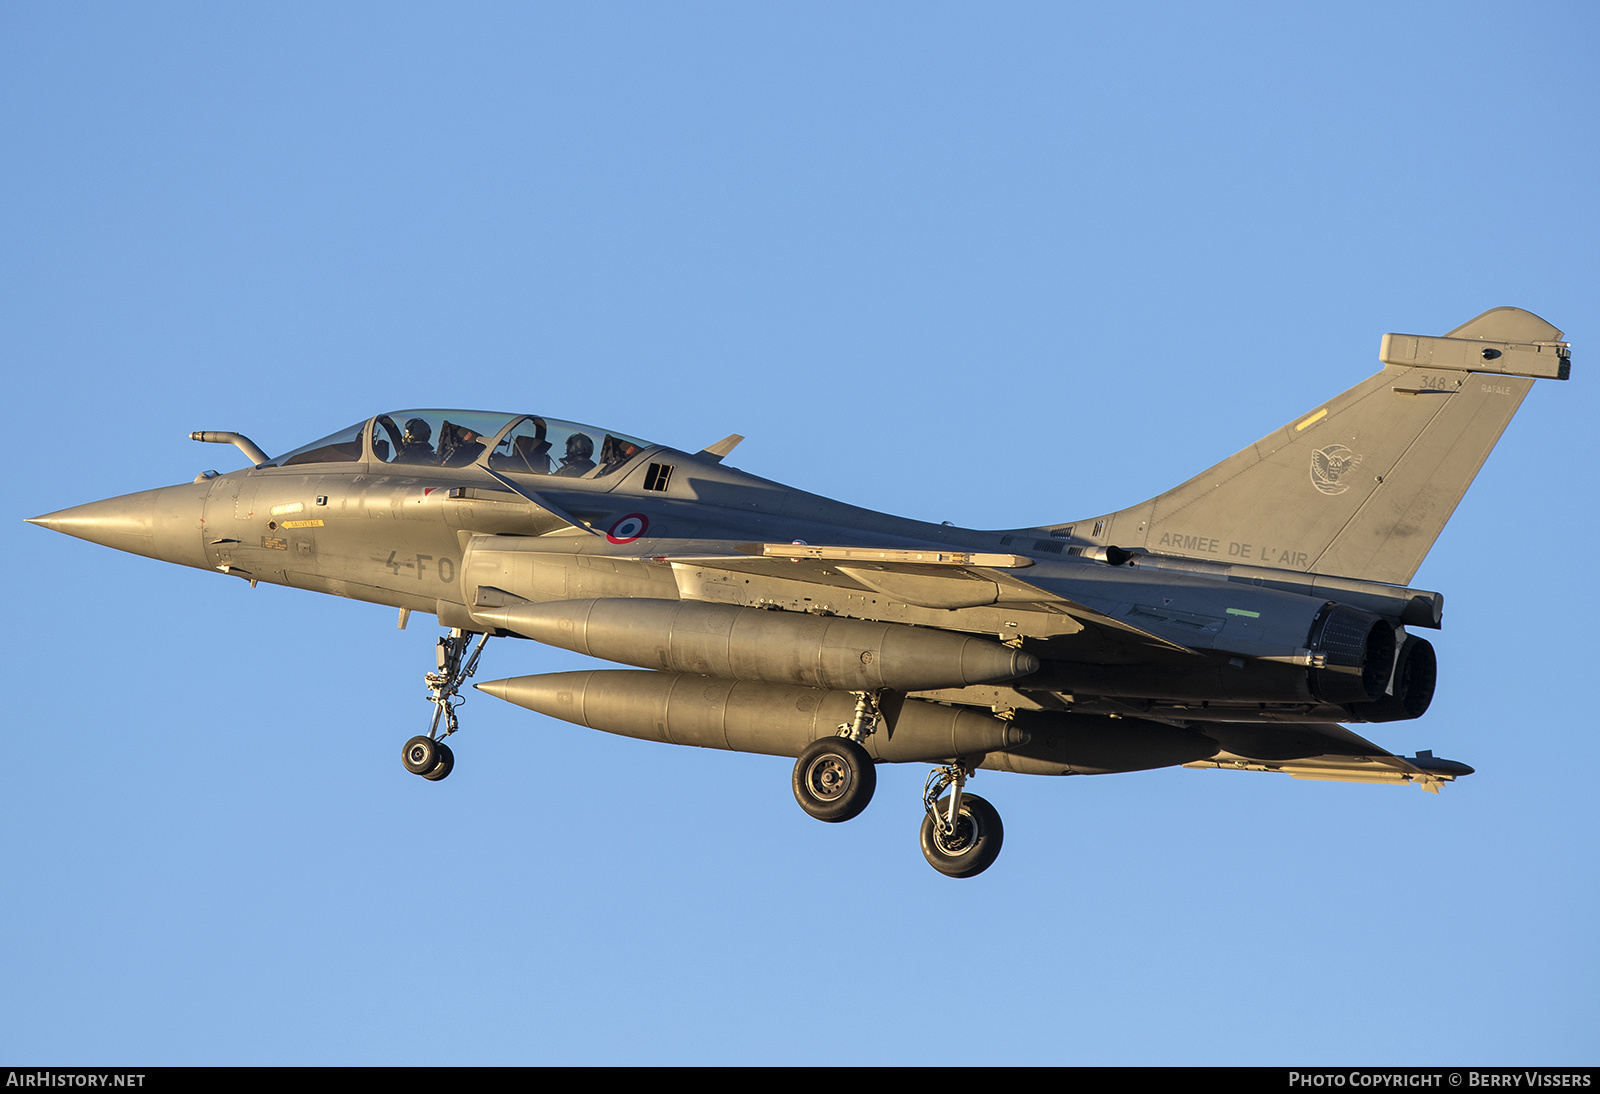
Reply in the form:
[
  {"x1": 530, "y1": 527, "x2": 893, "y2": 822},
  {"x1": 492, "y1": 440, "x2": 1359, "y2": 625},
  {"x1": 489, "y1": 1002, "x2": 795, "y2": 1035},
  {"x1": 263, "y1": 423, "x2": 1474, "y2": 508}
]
[{"x1": 4, "y1": 1, "x2": 1595, "y2": 1065}]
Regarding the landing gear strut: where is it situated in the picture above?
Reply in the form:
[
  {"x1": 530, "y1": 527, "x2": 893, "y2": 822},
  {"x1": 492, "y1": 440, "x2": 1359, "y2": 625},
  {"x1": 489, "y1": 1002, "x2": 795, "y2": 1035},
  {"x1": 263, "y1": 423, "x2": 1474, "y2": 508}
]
[
  {"x1": 791, "y1": 690, "x2": 881, "y2": 822},
  {"x1": 919, "y1": 762, "x2": 1003, "y2": 878},
  {"x1": 402, "y1": 628, "x2": 490, "y2": 781}
]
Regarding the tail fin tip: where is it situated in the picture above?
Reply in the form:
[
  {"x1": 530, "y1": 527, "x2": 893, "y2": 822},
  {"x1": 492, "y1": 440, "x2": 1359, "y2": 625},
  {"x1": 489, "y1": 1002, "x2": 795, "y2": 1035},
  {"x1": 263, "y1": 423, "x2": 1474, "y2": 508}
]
[{"x1": 1443, "y1": 306, "x2": 1563, "y2": 344}]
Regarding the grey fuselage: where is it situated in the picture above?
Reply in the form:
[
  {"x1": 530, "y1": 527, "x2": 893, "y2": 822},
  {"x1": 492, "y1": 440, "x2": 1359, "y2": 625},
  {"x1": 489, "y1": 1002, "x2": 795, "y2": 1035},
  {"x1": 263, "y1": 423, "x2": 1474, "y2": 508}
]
[
  {"x1": 40, "y1": 416, "x2": 1432, "y2": 742},
  {"x1": 40, "y1": 306, "x2": 1570, "y2": 865}
]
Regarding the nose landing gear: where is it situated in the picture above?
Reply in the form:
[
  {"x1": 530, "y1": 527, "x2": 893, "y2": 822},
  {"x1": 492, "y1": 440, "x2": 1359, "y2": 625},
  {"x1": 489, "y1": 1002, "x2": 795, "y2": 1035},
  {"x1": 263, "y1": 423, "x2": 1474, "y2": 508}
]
[
  {"x1": 402, "y1": 735, "x2": 455, "y2": 781},
  {"x1": 402, "y1": 628, "x2": 489, "y2": 782}
]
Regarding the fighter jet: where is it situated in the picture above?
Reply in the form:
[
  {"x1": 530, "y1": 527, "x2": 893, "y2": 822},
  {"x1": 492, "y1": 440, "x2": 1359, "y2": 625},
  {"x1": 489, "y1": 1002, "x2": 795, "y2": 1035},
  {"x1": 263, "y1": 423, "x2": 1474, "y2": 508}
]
[{"x1": 28, "y1": 307, "x2": 1570, "y2": 877}]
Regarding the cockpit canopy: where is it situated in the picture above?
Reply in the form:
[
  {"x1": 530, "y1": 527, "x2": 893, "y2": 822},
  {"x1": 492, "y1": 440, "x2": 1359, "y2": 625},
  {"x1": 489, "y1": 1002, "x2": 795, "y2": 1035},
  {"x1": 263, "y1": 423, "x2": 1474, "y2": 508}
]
[{"x1": 269, "y1": 410, "x2": 655, "y2": 481}]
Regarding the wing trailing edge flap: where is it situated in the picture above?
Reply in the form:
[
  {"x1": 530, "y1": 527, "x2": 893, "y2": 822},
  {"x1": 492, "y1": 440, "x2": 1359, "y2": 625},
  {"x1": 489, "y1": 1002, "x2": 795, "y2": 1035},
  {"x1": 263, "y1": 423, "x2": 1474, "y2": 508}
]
[
  {"x1": 656, "y1": 542, "x2": 1198, "y2": 655},
  {"x1": 1187, "y1": 721, "x2": 1472, "y2": 792}
]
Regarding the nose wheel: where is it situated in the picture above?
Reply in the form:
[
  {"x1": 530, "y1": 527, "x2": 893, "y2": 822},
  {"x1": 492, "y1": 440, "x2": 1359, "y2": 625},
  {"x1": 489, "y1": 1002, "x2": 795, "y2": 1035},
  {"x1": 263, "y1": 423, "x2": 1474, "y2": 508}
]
[
  {"x1": 403, "y1": 628, "x2": 489, "y2": 782},
  {"x1": 403, "y1": 736, "x2": 455, "y2": 781}
]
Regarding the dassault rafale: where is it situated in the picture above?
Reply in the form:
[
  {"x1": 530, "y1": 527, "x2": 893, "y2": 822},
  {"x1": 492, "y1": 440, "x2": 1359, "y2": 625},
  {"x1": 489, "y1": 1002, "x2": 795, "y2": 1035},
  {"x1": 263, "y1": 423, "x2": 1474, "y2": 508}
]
[{"x1": 29, "y1": 307, "x2": 1570, "y2": 877}]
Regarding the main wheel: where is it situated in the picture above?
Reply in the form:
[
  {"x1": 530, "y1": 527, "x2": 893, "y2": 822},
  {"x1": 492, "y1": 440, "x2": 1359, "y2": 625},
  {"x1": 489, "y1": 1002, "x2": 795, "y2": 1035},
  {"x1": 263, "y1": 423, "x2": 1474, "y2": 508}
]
[
  {"x1": 402, "y1": 735, "x2": 439, "y2": 776},
  {"x1": 421, "y1": 741, "x2": 455, "y2": 781},
  {"x1": 792, "y1": 737, "x2": 876, "y2": 823},
  {"x1": 920, "y1": 793, "x2": 1004, "y2": 878}
]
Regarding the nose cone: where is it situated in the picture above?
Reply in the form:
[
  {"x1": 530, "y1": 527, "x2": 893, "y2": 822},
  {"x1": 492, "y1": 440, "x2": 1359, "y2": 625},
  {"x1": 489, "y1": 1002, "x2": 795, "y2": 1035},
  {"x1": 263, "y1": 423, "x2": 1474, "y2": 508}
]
[
  {"x1": 28, "y1": 481, "x2": 213, "y2": 570},
  {"x1": 29, "y1": 495, "x2": 153, "y2": 544}
]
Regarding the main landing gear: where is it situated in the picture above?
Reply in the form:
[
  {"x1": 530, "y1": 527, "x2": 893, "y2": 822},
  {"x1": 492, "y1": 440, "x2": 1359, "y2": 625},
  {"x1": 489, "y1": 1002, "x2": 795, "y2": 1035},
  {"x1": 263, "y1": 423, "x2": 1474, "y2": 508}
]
[
  {"x1": 402, "y1": 628, "x2": 490, "y2": 782},
  {"x1": 789, "y1": 691, "x2": 1005, "y2": 878},
  {"x1": 919, "y1": 763, "x2": 1003, "y2": 879},
  {"x1": 791, "y1": 691, "x2": 880, "y2": 822}
]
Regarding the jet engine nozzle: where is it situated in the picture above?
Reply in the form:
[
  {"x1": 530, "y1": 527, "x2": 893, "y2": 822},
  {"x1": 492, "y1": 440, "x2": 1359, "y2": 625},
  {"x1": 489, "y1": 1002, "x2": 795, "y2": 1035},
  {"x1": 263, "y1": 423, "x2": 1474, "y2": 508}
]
[
  {"x1": 1348, "y1": 634, "x2": 1438, "y2": 723},
  {"x1": 1305, "y1": 604, "x2": 1396, "y2": 705}
]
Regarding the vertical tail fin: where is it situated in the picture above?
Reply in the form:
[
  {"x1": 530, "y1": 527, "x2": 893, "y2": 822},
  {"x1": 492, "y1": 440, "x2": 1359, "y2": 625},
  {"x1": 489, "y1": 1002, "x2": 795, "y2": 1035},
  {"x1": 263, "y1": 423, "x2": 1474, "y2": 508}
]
[{"x1": 1045, "y1": 308, "x2": 1569, "y2": 585}]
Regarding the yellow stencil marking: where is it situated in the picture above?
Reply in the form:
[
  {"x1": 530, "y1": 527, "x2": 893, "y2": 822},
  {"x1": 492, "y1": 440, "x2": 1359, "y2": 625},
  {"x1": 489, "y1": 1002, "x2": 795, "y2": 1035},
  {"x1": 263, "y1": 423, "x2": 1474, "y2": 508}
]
[{"x1": 1294, "y1": 408, "x2": 1328, "y2": 431}]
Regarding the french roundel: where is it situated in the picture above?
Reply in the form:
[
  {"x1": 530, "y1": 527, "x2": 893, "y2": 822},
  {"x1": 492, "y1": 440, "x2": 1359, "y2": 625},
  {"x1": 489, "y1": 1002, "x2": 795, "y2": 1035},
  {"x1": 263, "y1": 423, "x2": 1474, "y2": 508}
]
[{"x1": 606, "y1": 513, "x2": 649, "y2": 544}]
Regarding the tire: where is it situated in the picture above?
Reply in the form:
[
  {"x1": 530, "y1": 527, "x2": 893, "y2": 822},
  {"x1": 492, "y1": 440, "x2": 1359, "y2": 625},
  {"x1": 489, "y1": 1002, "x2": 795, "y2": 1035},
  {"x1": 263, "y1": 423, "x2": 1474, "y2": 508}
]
[
  {"x1": 402, "y1": 735, "x2": 439, "y2": 776},
  {"x1": 422, "y1": 742, "x2": 455, "y2": 781},
  {"x1": 920, "y1": 793, "x2": 1003, "y2": 878},
  {"x1": 791, "y1": 737, "x2": 877, "y2": 823}
]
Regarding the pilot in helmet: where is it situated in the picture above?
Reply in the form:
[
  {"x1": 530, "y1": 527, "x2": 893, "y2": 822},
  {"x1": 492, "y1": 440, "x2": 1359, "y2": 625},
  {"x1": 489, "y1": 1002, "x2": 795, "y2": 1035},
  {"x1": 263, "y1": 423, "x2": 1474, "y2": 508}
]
[
  {"x1": 395, "y1": 417, "x2": 436, "y2": 464},
  {"x1": 555, "y1": 432, "x2": 596, "y2": 477}
]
